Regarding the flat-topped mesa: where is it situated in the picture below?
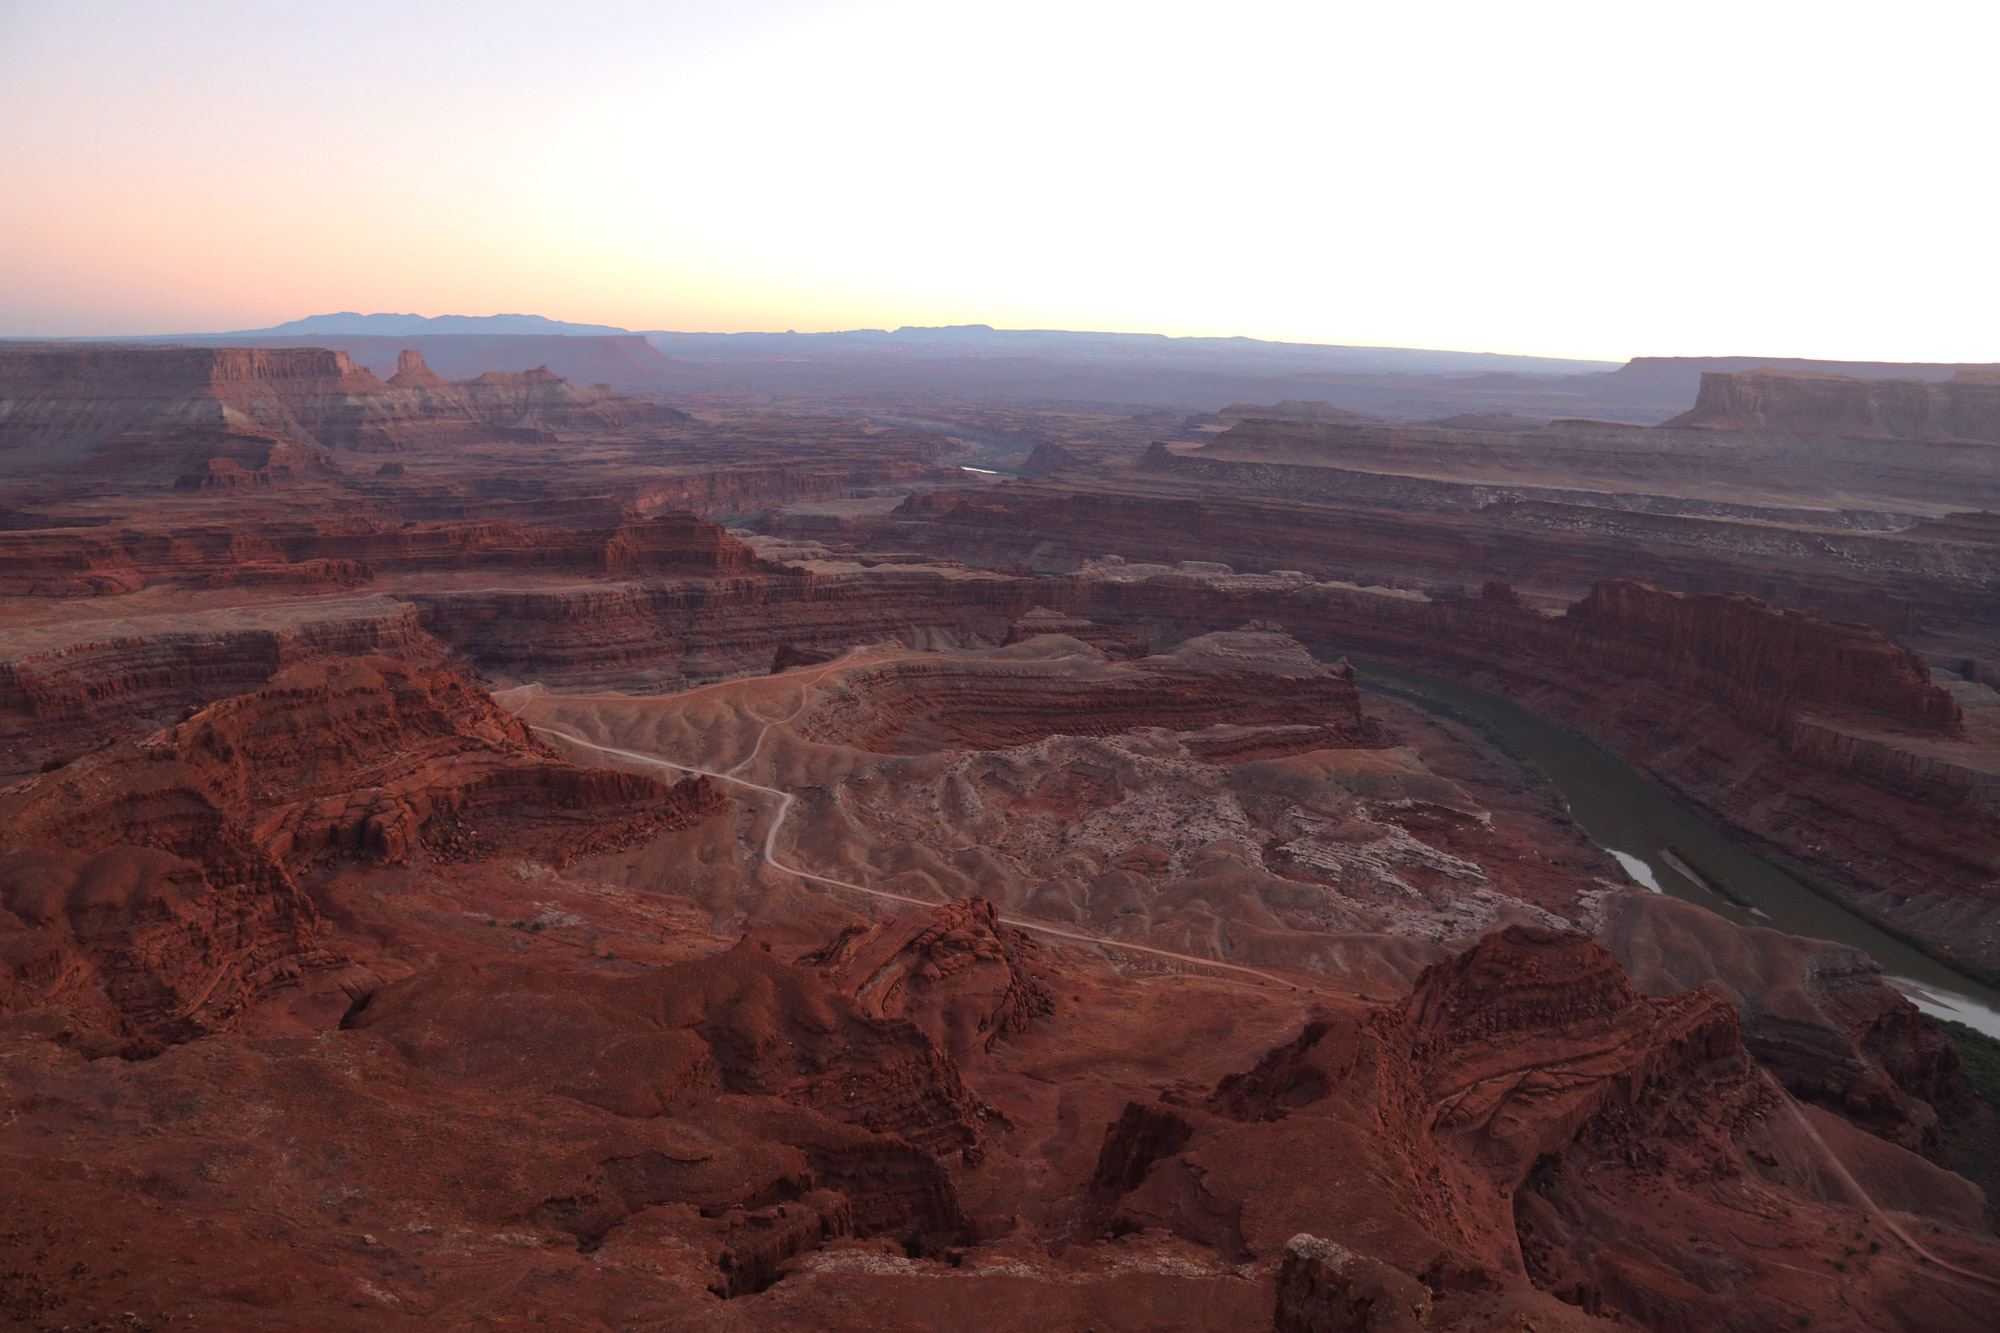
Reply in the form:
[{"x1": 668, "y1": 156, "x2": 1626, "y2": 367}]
[
  {"x1": 600, "y1": 512, "x2": 780, "y2": 575},
  {"x1": 0, "y1": 343, "x2": 387, "y2": 397},
  {"x1": 1563, "y1": 579, "x2": 1963, "y2": 735},
  {"x1": 1666, "y1": 366, "x2": 2000, "y2": 443},
  {"x1": 0, "y1": 341, "x2": 679, "y2": 480},
  {"x1": 1909, "y1": 509, "x2": 2000, "y2": 545},
  {"x1": 1219, "y1": 399, "x2": 1383, "y2": 423},
  {"x1": 797, "y1": 629, "x2": 1370, "y2": 754}
]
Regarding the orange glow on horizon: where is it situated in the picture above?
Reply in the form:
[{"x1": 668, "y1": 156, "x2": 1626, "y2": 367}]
[{"x1": 5, "y1": 0, "x2": 1998, "y2": 362}]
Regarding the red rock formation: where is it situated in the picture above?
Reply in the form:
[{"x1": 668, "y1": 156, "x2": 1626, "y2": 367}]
[
  {"x1": 0, "y1": 598, "x2": 450, "y2": 774},
  {"x1": 1168, "y1": 393, "x2": 2000, "y2": 510},
  {"x1": 0, "y1": 511, "x2": 774, "y2": 596},
  {"x1": 1668, "y1": 367, "x2": 2000, "y2": 443},
  {"x1": 1563, "y1": 578, "x2": 1962, "y2": 734},
  {"x1": 172, "y1": 439, "x2": 340, "y2": 489},
  {"x1": 0, "y1": 928, "x2": 990, "y2": 1322},
  {"x1": 1002, "y1": 606, "x2": 1150, "y2": 659},
  {"x1": 797, "y1": 630, "x2": 1368, "y2": 754},
  {"x1": 0, "y1": 656, "x2": 716, "y2": 1040},
  {"x1": 770, "y1": 642, "x2": 840, "y2": 672},
  {"x1": 0, "y1": 341, "x2": 674, "y2": 481},
  {"x1": 1596, "y1": 889, "x2": 1969, "y2": 1156},
  {"x1": 386, "y1": 348, "x2": 446, "y2": 389},
  {"x1": 826, "y1": 481, "x2": 1999, "y2": 641},
  {"x1": 1093, "y1": 926, "x2": 1992, "y2": 1330},
  {"x1": 801, "y1": 897, "x2": 1053, "y2": 1060},
  {"x1": 407, "y1": 564, "x2": 1036, "y2": 688},
  {"x1": 1273, "y1": 1235, "x2": 1434, "y2": 1333},
  {"x1": 203, "y1": 330, "x2": 684, "y2": 394},
  {"x1": 342, "y1": 935, "x2": 984, "y2": 1275},
  {"x1": 1018, "y1": 440, "x2": 1080, "y2": 473},
  {"x1": 7, "y1": 333, "x2": 1999, "y2": 1329},
  {"x1": 9, "y1": 502, "x2": 1984, "y2": 976}
]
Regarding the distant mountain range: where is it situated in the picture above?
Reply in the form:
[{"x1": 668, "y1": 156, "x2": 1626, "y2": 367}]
[
  {"x1": 28, "y1": 315, "x2": 1989, "y2": 424},
  {"x1": 209, "y1": 315, "x2": 1617, "y2": 378},
  {"x1": 234, "y1": 312, "x2": 637, "y2": 337}
]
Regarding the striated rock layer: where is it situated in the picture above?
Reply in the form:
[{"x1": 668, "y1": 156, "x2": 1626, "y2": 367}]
[
  {"x1": 0, "y1": 656, "x2": 717, "y2": 1042},
  {"x1": 1095, "y1": 925, "x2": 1993, "y2": 1330},
  {"x1": 797, "y1": 629, "x2": 1370, "y2": 754},
  {"x1": 1668, "y1": 366, "x2": 2000, "y2": 443},
  {"x1": 801, "y1": 896, "x2": 1054, "y2": 1061},
  {"x1": 0, "y1": 510, "x2": 776, "y2": 597},
  {"x1": 0, "y1": 342, "x2": 678, "y2": 483}
]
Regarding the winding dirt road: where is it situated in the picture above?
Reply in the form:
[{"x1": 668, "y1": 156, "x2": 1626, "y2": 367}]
[
  {"x1": 524, "y1": 714, "x2": 1306, "y2": 991},
  {"x1": 1765, "y1": 1071, "x2": 2000, "y2": 1291},
  {"x1": 517, "y1": 675, "x2": 2000, "y2": 1292}
]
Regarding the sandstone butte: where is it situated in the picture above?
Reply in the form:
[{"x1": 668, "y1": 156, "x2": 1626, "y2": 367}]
[{"x1": 1, "y1": 340, "x2": 1998, "y2": 1330}]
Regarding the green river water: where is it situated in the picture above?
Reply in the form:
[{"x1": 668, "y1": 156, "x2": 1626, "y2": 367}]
[{"x1": 1350, "y1": 660, "x2": 2000, "y2": 1040}]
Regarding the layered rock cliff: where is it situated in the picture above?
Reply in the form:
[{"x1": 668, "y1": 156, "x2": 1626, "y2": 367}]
[
  {"x1": 796, "y1": 629, "x2": 1369, "y2": 754},
  {"x1": 0, "y1": 511, "x2": 776, "y2": 597},
  {"x1": 1087, "y1": 925, "x2": 1986, "y2": 1329},
  {"x1": 0, "y1": 597, "x2": 452, "y2": 774},
  {"x1": 1668, "y1": 367, "x2": 2000, "y2": 443},
  {"x1": 808, "y1": 484, "x2": 2000, "y2": 642},
  {"x1": 0, "y1": 656, "x2": 717, "y2": 1041},
  {"x1": 0, "y1": 342, "x2": 678, "y2": 481},
  {"x1": 1561, "y1": 579, "x2": 1962, "y2": 734}
]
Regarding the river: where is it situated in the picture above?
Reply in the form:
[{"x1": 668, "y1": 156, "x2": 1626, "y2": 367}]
[{"x1": 1350, "y1": 660, "x2": 2000, "y2": 1039}]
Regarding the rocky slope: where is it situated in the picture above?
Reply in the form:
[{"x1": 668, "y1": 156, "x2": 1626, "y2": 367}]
[
  {"x1": 760, "y1": 494, "x2": 2000, "y2": 972},
  {"x1": 1094, "y1": 925, "x2": 1995, "y2": 1330},
  {"x1": 1560, "y1": 579, "x2": 1962, "y2": 733},
  {"x1": 1595, "y1": 889, "x2": 1969, "y2": 1156},
  {"x1": 514, "y1": 634, "x2": 1600, "y2": 971},
  {"x1": 9, "y1": 519, "x2": 1991, "y2": 975},
  {"x1": 4, "y1": 343, "x2": 1999, "y2": 1330},
  {"x1": 0, "y1": 656, "x2": 716, "y2": 1043}
]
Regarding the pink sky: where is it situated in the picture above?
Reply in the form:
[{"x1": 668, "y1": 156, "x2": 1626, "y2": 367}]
[{"x1": 4, "y1": 0, "x2": 1997, "y2": 361}]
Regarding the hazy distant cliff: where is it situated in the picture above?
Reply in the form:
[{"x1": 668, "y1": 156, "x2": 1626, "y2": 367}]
[{"x1": 1667, "y1": 367, "x2": 2000, "y2": 443}]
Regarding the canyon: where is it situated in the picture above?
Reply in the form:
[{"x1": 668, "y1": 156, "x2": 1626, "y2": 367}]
[{"x1": 2, "y1": 340, "x2": 1998, "y2": 1331}]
